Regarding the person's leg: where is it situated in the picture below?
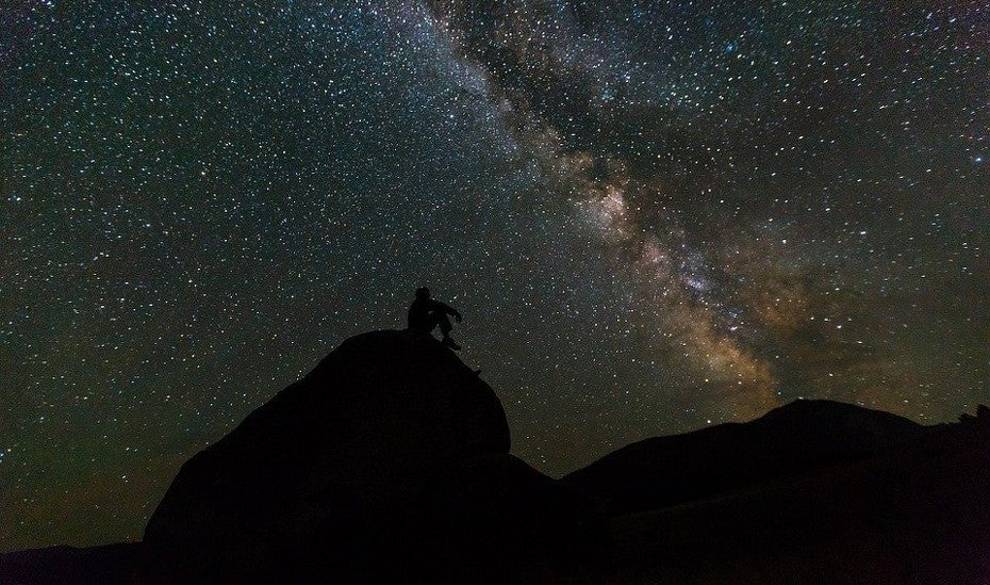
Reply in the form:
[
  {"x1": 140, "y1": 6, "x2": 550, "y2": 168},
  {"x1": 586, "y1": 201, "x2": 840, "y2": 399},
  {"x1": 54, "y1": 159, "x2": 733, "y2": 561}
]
[
  {"x1": 437, "y1": 313, "x2": 453, "y2": 338},
  {"x1": 424, "y1": 312, "x2": 459, "y2": 349},
  {"x1": 435, "y1": 313, "x2": 460, "y2": 350},
  {"x1": 424, "y1": 312, "x2": 451, "y2": 335}
]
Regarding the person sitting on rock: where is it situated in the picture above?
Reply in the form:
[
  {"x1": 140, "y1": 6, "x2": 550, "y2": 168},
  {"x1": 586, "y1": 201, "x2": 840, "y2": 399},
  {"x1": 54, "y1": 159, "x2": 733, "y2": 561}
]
[{"x1": 407, "y1": 287, "x2": 463, "y2": 350}]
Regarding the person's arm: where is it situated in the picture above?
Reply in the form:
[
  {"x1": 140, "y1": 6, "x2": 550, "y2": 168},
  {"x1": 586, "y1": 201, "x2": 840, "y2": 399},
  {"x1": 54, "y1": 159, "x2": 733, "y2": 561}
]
[{"x1": 432, "y1": 300, "x2": 462, "y2": 322}]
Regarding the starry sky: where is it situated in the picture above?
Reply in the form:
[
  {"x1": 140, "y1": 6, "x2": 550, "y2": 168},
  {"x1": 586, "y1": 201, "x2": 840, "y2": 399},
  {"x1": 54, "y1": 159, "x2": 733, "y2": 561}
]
[{"x1": 1, "y1": 0, "x2": 987, "y2": 551}]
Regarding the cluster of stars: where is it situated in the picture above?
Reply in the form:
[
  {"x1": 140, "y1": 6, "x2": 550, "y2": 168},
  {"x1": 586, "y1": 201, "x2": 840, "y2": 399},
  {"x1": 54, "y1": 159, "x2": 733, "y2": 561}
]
[{"x1": 1, "y1": 0, "x2": 987, "y2": 552}]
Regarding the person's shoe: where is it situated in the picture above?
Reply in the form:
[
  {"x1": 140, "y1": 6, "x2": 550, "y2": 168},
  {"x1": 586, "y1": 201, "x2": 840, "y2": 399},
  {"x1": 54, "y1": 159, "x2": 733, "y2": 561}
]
[{"x1": 442, "y1": 337, "x2": 461, "y2": 351}]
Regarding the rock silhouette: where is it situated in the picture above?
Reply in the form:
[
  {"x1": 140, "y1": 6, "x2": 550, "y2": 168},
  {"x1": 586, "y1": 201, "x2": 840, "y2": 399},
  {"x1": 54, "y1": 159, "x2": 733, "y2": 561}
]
[
  {"x1": 141, "y1": 330, "x2": 599, "y2": 584},
  {"x1": 565, "y1": 399, "x2": 990, "y2": 584},
  {"x1": 563, "y1": 399, "x2": 927, "y2": 516},
  {"x1": 3, "y1": 330, "x2": 990, "y2": 585},
  {"x1": 0, "y1": 543, "x2": 139, "y2": 585}
]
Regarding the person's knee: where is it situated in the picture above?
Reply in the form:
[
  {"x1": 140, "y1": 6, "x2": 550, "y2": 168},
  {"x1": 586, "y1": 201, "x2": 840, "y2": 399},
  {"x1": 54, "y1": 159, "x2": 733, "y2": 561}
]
[{"x1": 438, "y1": 315, "x2": 453, "y2": 333}]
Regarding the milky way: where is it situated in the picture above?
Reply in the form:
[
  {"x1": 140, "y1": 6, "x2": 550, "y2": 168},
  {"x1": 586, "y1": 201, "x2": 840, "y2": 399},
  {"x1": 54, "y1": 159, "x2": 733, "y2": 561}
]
[{"x1": 1, "y1": 1, "x2": 987, "y2": 550}]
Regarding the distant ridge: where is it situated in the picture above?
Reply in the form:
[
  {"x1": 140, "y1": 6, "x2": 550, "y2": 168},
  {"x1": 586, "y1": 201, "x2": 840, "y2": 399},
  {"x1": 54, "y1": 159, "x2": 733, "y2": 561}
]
[{"x1": 563, "y1": 398, "x2": 926, "y2": 515}]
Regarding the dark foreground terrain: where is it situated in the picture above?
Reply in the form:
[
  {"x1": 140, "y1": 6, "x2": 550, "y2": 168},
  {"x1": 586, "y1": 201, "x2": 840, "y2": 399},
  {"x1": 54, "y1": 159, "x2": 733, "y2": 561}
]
[{"x1": 4, "y1": 330, "x2": 989, "y2": 584}]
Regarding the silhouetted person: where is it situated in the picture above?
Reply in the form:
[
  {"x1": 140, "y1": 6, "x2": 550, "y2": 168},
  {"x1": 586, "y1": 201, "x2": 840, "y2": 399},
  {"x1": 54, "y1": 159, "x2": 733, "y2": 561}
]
[{"x1": 408, "y1": 287, "x2": 463, "y2": 350}]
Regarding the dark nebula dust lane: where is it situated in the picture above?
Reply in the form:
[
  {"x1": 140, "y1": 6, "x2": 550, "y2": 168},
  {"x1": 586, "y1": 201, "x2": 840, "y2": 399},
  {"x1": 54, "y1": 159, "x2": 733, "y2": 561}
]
[{"x1": 1, "y1": 1, "x2": 987, "y2": 551}]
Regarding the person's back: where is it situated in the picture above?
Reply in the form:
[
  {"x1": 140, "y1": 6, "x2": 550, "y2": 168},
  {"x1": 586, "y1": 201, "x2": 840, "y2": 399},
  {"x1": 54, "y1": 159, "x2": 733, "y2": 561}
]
[{"x1": 407, "y1": 296, "x2": 433, "y2": 333}]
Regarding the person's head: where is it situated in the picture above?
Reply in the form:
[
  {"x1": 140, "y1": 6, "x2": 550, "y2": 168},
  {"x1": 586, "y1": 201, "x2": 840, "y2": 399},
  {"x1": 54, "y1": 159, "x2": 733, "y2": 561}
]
[{"x1": 415, "y1": 287, "x2": 430, "y2": 301}]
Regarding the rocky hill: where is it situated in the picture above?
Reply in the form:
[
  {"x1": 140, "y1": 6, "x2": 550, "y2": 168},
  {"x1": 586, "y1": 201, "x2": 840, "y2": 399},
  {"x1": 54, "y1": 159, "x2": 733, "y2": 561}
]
[
  {"x1": 141, "y1": 329, "x2": 599, "y2": 584},
  {"x1": 562, "y1": 399, "x2": 927, "y2": 515},
  {"x1": 3, "y1": 330, "x2": 988, "y2": 584}
]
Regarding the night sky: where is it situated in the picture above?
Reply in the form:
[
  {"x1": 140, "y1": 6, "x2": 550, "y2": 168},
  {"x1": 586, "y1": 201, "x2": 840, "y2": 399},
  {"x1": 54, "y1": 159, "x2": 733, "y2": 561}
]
[{"x1": 2, "y1": 1, "x2": 987, "y2": 551}]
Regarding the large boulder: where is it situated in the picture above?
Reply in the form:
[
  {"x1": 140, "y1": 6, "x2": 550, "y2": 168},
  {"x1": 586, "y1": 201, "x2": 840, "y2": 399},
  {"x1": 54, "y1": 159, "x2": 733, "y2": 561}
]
[{"x1": 142, "y1": 330, "x2": 598, "y2": 584}]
